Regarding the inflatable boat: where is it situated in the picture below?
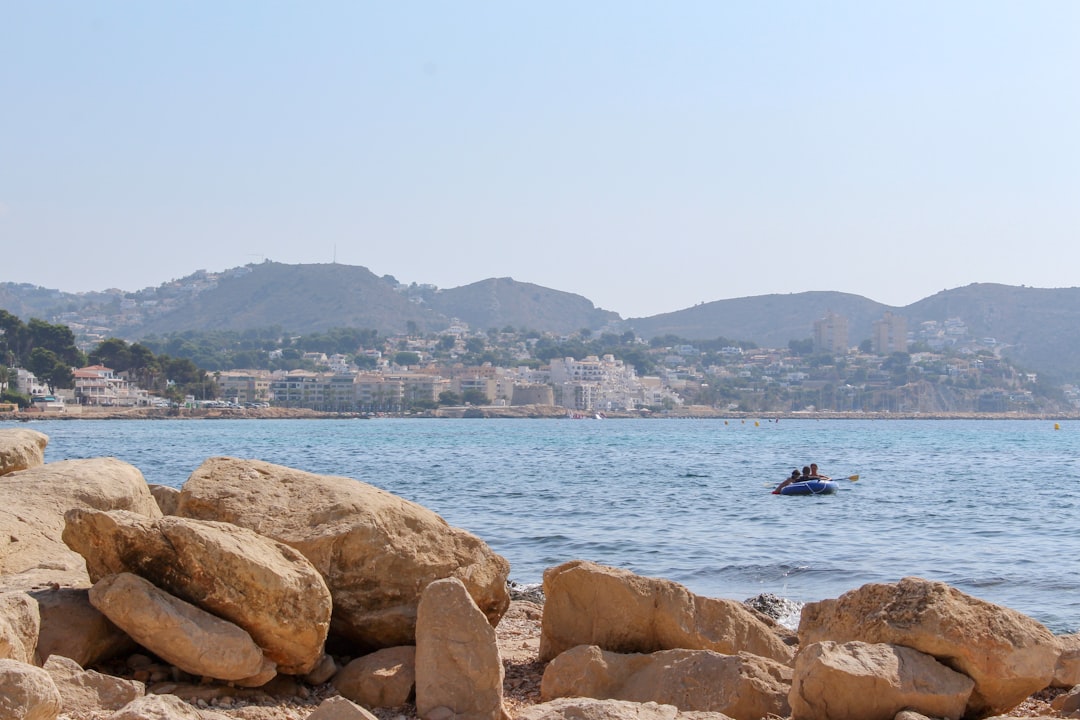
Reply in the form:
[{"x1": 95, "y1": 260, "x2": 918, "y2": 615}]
[{"x1": 773, "y1": 479, "x2": 837, "y2": 496}]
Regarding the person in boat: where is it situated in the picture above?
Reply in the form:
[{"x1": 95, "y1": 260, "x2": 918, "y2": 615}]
[
  {"x1": 809, "y1": 463, "x2": 830, "y2": 481},
  {"x1": 774, "y1": 469, "x2": 803, "y2": 493}
]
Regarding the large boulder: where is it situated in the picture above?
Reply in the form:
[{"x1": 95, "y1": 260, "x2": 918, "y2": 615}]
[
  {"x1": 0, "y1": 591, "x2": 39, "y2": 664},
  {"x1": 175, "y1": 456, "x2": 511, "y2": 648},
  {"x1": 42, "y1": 654, "x2": 144, "y2": 714},
  {"x1": 29, "y1": 586, "x2": 135, "y2": 668},
  {"x1": 788, "y1": 640, "x2": 974, "y2": 720},
  {"x1": 63, "y1": 508, "x2": 331, "y2": 675},
  {"x1": 0, "y1": 458, "x2": 161, "y2": 592},
  {"x1": 88, "y1": 572, "x2": 274, "y2": 683},
  {"x1": 798, "y1": 577, "x2": 1060, "y2": 718},
  {"x1": 416, "y1": 577, "x2": 508, "y2": 720},
  {"x1": 541, "y1": 645, "x2": 790, "y2": 720},
  {"x1": 539, "y1": 560, "x2": 794, "y2": 665},
  {"x1": 0, "y1": 658, "x2": 63, "y2": 720},
  {"x1": 0, "y1": 428, "x2": 48, "y2": 476}
]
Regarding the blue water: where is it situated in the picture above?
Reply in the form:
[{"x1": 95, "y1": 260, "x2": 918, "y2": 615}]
[{"x1": 7, "y1": 417, "x2": 1079, "y2": 634}]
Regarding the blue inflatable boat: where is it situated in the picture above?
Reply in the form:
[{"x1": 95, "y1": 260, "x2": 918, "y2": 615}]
[{"x1": 774, "y1": 479, "x2": 837, "y2": 496}]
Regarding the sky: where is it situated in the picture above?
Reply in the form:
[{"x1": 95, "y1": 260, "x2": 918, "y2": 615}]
[{"x1": 2, "y1": 2, "x2": 1078, "y2": 319}]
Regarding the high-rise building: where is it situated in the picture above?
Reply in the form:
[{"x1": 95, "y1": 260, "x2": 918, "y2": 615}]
[
  {"x1": 873, "y1": 311, "x2": 908, "y2": 354},
  {"x1": 813, "y1": 311, "x2": 849, "y2": 354}
]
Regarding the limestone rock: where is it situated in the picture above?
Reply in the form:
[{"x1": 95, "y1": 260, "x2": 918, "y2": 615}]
[
  {"x1": 516, "y1": 698, "x2": 734, "y2": 720},
  {"x1": 1053, "y1": 632, "x2": 1080, "y2": 688},
  {"x1": 307, "y1": 695, "x2": 381, "y2": 720},
  {"x1": 42, "y1": 654, "x2": 144, "y2": 713},
  {"x1": 175, "y1": 456, "x2": 511, "y2": 648},
  {"x1": 541, "y1": 645, "x2": 789, "y2": 720},
  {"x1": 0, "y1": 457, "x2": 160, "y2": 592},
  {"x1": 0, "y1": 428, "x2": 48, "y2": 476},
  {"x1": 1051, "y1": 685, "x2": 1080, "y2": 714},
  {"x1": 539, "y1": 560, "x2": 794, "y2": 665},
  {"x1": 147, "y1": 484, "x2": 180, "y2": 516},
  {"x1": 30, "y1": 586, "x2": 135, "y2": 669},
  {"x1": 304, "y1": 652, "x2": 339, "y2": 685},
  {"x1": 88, "y1": 572, "x2": 272, "y2": 682},
  {"x1": 788, "y1": 640, "x2": 974, "y2": 720},
  {"x1": 333, "y1": 645, "x2": 416, "y2": 708},
  {"x1": 63, "y1": 508, "x2": 330, "y2": 674},
  {"x1": 0, "y1": 658, "x2": 63, "y2": 720},
  {"x1": 0, "y1": 591, "x2": 39, "y2": 664},
  {"x1": 797, "y1": 576, "x2": 1060, "y2": 718},
  {"x1": 416, "y1": 577, "x2": 507, "y2": 720},
  {"x1": 108, "y1": 693, "x2": 232, "y2": 720}
]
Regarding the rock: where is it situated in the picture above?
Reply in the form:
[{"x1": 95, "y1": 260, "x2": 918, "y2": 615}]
[
  {"x1": 1053, "y1": 632, "x2": 1080, "y2": 687},
  {"x1": 0, "y1": 428, "x2": 48, "y2": 476},
  {"x1": 175, "y1": 456, "x2": 511, "y2": 649},
  {"x1": 108, "y1": 693, "x2": 232, "y2": 720},
  {"x1": 1051, "y1": 685, "x2": 1080, "y2": 714},
  {"x1": 147, "y1": 484, "x2": 180, "y2": 516},
  {"x1": 797, "y1": 576, "x2": 1060, "y2": 718},
  {"x1": 516, "y1": 697, "x2": 732, "y2": 720},
  {"x1": 42, "y1": 654, "x2": 144, "y2": 713},
  {"x1": 63, "y1": 508, "x2": 330, "y2": 675},
  {"x1": 0, "y1": 591, "x2": 39, "y2": 664},
  {"x1": 303, "y1": 652, "x2": 339, "y2": 685},
  {"x1": 788, "y1": 640, "x2": 974, "y2": 720},
  {"x1": 416, "y1": 577, "x2": 508, "y2": 720},
  {"x1": 539, "y1": 560, "x2": 795, "y2": 665},
  {"x1": 88, "y1": 572, "x2": 273, "y2": 682},
  {"x1": 0, "y1": 658, "x2": 63, "y2": 720},
  {"x1": 540, "y1": 645, "x2": 789, "y2": 720},
  {"x1": 333, "y1": 645, "x2": 416, "y2": 708},
  {"x1": 306, "y1": 695, "x2": 381, "y2": 720},
  {"x1": 0, "y1": 457, "x2": 161, "y2": 592},
  {"x1": 30, "y1": 586, "x2": 135, "y2": 669}
]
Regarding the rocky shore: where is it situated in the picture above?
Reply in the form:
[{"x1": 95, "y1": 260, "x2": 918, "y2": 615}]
[{"x1": 2, "y1": 426, "x2": 1080, "y2": 720}]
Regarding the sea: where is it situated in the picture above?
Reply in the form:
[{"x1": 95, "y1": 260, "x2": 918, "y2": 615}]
[{"x1": 6, "y1": 416, "x2": 1079, "y2": 634}]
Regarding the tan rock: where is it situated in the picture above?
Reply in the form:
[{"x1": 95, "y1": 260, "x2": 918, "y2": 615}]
[
  {"x1": 88, "y1": 572, "x2": 272, "y2": 682},
  {"x1": 1051, "y1": 685, "x2": 1080, "y2": 714},
  {"x1": 516, "y1": 698, "x2": 732, "y2": 720},
  {"x1": 539, "y1": 560, "x2": 794, "y2": 665},
  {"x1": 30, "y1": 586, "x2": 135, "y2": 669},
  {"x1": 303, "y1": 652, "x2": 339, "y2": 685},
  {"x1": 42, "y1": 654, "x2": 144, "y2": 713},
  {"x1": 147, "y1": 484, "x2": 180, "y2": 516},
  {"x1": 306, "y1": 695, "x2": 381, "y2": 720},
  {"x1": 541, "y1": 645, "x2": 789, "y2": 720},
  {"x1": 175, "y1": 456, "x2": 511, "y2": 648},
  {"x1": 0, "y1": 591, "x2": 39, "y2": 664},
  {"x1": 788, "y1": 640, "x2": 974, "y2": 720},
  {"x1": 0, "y1": 658, "x2": 63, "y2": 720},
  {"x1": 416, "y1": 577, "x2": 508, "y2": 720},
  {"x1": 108, "y1": 693, "x2": 232, "y2": 720},
  {"x1": 0, "y1": 428, "x2": 48, "y2": 476},
  {"x1": 0, "y1": 458, "x2": 161, "y2": 592},
  {"x1": 1053, "y1": 632, "x2": 1080, "y2": 688},
  {"x1": 333, "y1": 645, "x2": 416, "y2": 708},
  {"x1": 63, "y1": 508, "x2": 330, "y2": 675},
  {"x1": 798, "y1": 576, "x2": 1060, "y2": 718}
]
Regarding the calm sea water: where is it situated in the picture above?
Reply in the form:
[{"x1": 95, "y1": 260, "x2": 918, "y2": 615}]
[{"x1": 7, "y1": 417, "x2": 1079, "y2": 634}]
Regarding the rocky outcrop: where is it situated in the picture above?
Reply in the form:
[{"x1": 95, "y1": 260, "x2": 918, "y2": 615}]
[
  {"x1": 42, "y1": 654, "x2": 144, "y2": 714},
  {"x1": 0, "y1": 658, "x2": 63, "y2": 720},
  {"x1": 517, "y1": 697, "x2": 735, "y2": 720},
  {"x1": 0, "y1": 591, "x2": 39, "y2": 664},
  {"x1": 175, "y1": 456, "x2": 511, "y2": 649},
  {"x1": 333, "y1": 645, "x2": 416, "y2": 708},
  {"x1": 63, "y1": 508, "x2": 331, "y2": 675},
  {"x1": 0, "y1": 457, "x2": 161, "y2": 592},
  {"x1": 541, "y1": 645, "x2": 790, "y2": 720},
  {"x1": 88, "y1": 572, "x2": 273, "y2": 683},
  {"x1": 416, "y1": 577, "x2": 508, "y2": 720},
  {"x1": 539, "y1": 560, "x2": 794, "y2": 665},
  {"x1": 788, "y1": 640, "x2": 974, "y2": 720},
  {"x1": 798, "y1": 576, "x2": 1060, "y2": 718},
  {"x1": 0, "y1": 428, "x2": 48, "y2": 476}
]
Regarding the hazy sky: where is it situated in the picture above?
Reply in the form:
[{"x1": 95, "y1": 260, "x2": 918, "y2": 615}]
[{"x1": 2, "y1": 2, "x2": 1077, "y2": 318}]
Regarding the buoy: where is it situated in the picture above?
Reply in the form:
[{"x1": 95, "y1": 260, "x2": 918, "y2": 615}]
[
  {"x1": 754, "y1": 421, "x2": 760, "y2": 427},
  {"x1": 1055, "y1": 423, "x2": 1061, "y2": 430}
]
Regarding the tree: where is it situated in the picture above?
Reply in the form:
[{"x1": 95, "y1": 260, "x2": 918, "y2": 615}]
[
  {"x1": 438, "y1": 390, "x2": 462, "y2": 406},
  {"x1": 788, "y1": 338, "x2": 814, "y2": 356},
  {"x1": 394, "y1": 351, "x2": 421, "y2": 366},
  {"x1": 462, "y1": 388, "x2": 489, "y2": 405},
  {"x1": 26, "y1": 347, "x2": 73, "y2": 392}
]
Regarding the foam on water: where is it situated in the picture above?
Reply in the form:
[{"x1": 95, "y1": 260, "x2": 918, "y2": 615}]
[{"x1": 12, "y1": 416, "x2": 1080, "y2": 633}]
